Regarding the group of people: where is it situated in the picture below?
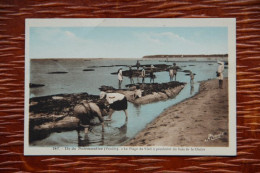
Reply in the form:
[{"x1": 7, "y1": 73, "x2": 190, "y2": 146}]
[
  {"x1": 119, "y1": 61, "x2": 181, "y2": 88},
  {"x1": 117, "y1": 61, "x2": 157, "y2": 88},
  {"x1": 75, "y1": 60, "x2": 225, "y2": 133}
]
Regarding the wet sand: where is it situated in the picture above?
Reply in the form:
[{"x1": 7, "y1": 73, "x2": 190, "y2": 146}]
[{"x1": 126, "y1": 78, "x2": 228, "y2": 147}]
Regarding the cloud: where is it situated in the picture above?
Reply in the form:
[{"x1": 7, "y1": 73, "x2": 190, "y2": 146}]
[
  {"x1": 30, "y1": 27, "x2": 227, "y2": 58},
  {"x1": 158, "y1": 32, "x2": 186, "y2": 42},
  {"x1": 134, "y1": 32, "x2": 162, "y2": 44},
  {"x1": 64, "y1": 31, "x2": 76, "y2": 39},
  {"x1": 134, "y1": 31, "x2": 192, "y2": 46}
]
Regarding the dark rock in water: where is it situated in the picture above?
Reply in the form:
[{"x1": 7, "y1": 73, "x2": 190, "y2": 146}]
[
  {"x1": 111, "y1": 69, "x2": 142, "y2": 77},
  {"x1": 185, "y1": 73, "x2": 196, "y2": 76},
  {"x1": 188, "y1": 65, "x2": 195, "y2": 66},
  {"x1": 115, "y1": 65, "x2": 128, "y2": 67},
  {"x1": 208, "y1": 64, "x2": 213, "y2": 65},
  {"x1": 30, "y1": 83, "x2": 45, "y2": 88},
  {"x1": 94, "y1": 65, "x2": 125, "y2": 68},
  {"x1": 100, "y1": 65, "x2": 115, "y2": 67},
  {"x1": 88, "y1": 65, "x2": 127, "y2": 68},
  {"x1": 48, "y1": 71, "x2": 68, "y2": 74},
  {"x1": 111, "y1": 63, "x2": 178, "y2": 77},
  {"x1": 182, "y1": 70, "x2": 191, "y2": 73},
  {"x1": 99, "y1": 85, "x2": 118, "y2": 91},
  {"x1": 137, "y1": 82, "x2": 185, "y2": 96},
  {"x1": 83, "y1": 69, "x2": 95, "y2": 71}
]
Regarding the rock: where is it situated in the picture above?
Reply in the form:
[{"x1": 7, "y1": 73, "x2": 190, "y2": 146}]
[
  {"x1": 48, "y1": 71, "x2": 68, "y2": 74},
  {"x1": 110, "y1": 63, "x2": 173, "y2": 77},
  {"x1": 83, "y1": 69, "x2": 95, "y2": 71},
  {"x1": 34, "y1": 116, "x2": 79, "y2": 131},
  {"x1": 101, "y1": 82, "x2": 186, "y2": 105},
  {"x1": 30, "y1": 83, "x2": 45, "y2": 88}
]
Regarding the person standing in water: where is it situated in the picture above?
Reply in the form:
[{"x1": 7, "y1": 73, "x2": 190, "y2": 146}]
[
  {"x1": 190, "y1": 71, "x2": 194, "y2": 85},
  {"x1": 150, "y1": 65, "x2": 155, "y2": 83},
  {"x1": 217, "y1": 61, "x2": 224, "y2": 89},
  {"x1": 74, "y1": 100, "x2": 105, "y2": 132},
  {"x1": 169, "y1": 66, "x2": 174, "y2": 81},
  {"x1": 136, "y1": 60, "x2": 140, "y2": 71},
  {"x1": 100, "y1": 91, "x2": 128, "y2": 121},
  {"x1": 118, "y1": 68, "x2": 123, "y2": 89},
  {"x1": 172, "y1": 63, "x2": 177, "y2": 81},
  {"x1": 141, "y1": 66, "x2": 146, "y2": 83},
  {"x1": 128, "y1": 66, "x2": 134, "y2": 84}
]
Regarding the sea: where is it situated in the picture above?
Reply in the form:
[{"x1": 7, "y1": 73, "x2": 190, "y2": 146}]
[{"x1": 29, "y1": 58, "x2": 228, "y2": 146}]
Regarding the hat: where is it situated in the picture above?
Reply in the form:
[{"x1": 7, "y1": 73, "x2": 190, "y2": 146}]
[{"x1": 100, "y1": 91, "x2": 106, "y2": 99}]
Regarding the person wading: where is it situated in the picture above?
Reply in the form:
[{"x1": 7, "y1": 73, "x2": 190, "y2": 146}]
[
  {"x1": 74, "y1": 100, "x2": 105, "y2": 132},
  {"x1": 118, "y1": 68, "x2": 123, "y2": 89},
  {"x1": 136, "y1": 60, "x2": 140, "y2": 71},
  {"x1": 100, "y1": 91, "x2": 128, "y2": 121},
  {"x1": 169, "y1": 66, "x2": 174, "y2": 81},
  {"x1": 141, "y1": 66, "x2": 146, "y2": 83},
  {"x1": 190, "y1": 71, "x2": 194, "y2": 84},
  {"x1": 172, "y1": 63, "x2": 177, "y2": 81},
  {"x1": 150, "y1": 65, "x2": 155, "y2": 83},
  {"x1": 217, "y1": 61, "x2": 224, "y2": 89},
  {"x1": 129, "y1": 66, "x2": 134, "y2": 84}
]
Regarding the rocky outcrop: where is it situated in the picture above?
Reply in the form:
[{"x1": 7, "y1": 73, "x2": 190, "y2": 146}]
[
  {"x1": 110, "y1": 64, "x2": 176, "y2": 77},
  {"x1": 100, "y1": 81, "x2": 186, "y2": 105},
  {"x1": 29, "y1": 93, "x2": 107, "y2": 142}
]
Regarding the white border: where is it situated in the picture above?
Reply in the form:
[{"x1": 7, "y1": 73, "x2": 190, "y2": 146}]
[{"x1": 24, "y1": 18, "x2": 236, "y2": 156}]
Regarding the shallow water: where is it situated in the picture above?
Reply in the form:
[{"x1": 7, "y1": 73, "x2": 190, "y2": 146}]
[{"x1": 30, "y1": 59, "x2": 227, "y2": 146}]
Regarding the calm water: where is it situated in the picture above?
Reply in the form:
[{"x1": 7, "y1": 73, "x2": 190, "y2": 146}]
[{"x1": 30, "y1": 59, "x2": 227, "y2": 146}]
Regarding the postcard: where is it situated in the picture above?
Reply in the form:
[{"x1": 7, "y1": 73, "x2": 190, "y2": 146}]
[{"x1": 24, "y1": 18, "x2": 236, "y2": 155}]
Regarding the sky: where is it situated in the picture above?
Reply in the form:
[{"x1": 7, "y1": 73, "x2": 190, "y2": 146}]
[{"x1": 29, "y1": 27, "x2": 228, "y2": 59}]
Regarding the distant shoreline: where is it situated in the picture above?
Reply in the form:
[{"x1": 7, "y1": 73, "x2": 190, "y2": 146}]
[
  {"x1": 143, "y1": 54, "x2": 228, "y2": 58},
  {"x1": 30, "y1": 54, "x2": 228, "y2": 60}
]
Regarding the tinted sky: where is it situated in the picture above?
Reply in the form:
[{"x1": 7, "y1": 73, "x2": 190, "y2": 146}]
[{"x1": 30, "y1": 27, "x2": 228, "y2": 58}]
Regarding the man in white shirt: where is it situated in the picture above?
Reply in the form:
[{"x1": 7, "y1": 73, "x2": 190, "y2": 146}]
[
  {"x1": 118, "y1": 68, "x2": 123, "y2": 89},
  {"x1": 217, "y1": 61, "x2": 224, "y2": 89},
  {"x1": 141, "y1": 66, "x2": 146, "y2": 83},
  {"x1": 100, "y1": 91, "x2": 128, "y2": 121}
]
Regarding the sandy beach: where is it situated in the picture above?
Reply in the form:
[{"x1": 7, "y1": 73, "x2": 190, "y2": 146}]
[{"x1": 126, "y1": 78, "x2": 228, "y2": 147}]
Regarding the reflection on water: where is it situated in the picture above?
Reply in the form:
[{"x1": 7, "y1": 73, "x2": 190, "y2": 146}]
[
  {"x1": 190, "y1": 83, "x2": 194, "y2": 95},
  {"x1": 133, "y1": 104, "x2": 141, "y2": 117},
  {"x1": 78, "y1": 119, "x2": 128, "y2": 147},
  {"x1": 30, "y1": 59, "x2": 228, "y2": 146}
]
